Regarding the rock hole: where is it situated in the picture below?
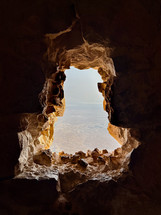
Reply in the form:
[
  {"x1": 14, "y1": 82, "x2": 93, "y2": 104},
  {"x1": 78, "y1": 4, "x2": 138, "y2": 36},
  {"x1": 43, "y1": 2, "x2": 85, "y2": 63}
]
[{"x1": 51, "y1": 66, "x2": 120, "y2": 154}]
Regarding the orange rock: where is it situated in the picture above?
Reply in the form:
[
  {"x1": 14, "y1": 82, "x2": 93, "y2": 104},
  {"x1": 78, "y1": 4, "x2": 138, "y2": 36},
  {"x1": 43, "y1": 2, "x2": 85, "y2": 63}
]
[
  {"x1": 59, "y1": 151, "x2": 65, "y2": 156},
  {"x1": 71, "y1": 155, "x2": 80, "y2": 164},
  {"x1": 75, "y1": 151, "x2": 86, "y2": 158}
]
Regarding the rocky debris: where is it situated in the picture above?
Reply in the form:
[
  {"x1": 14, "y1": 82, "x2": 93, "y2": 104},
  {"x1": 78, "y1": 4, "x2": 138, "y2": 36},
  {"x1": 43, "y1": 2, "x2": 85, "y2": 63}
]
[
  {"x1": 75, "y1": 151, "x2": 86, "y2": 158},
  {"x1": 59, "y1": 151, "x2": 65, "y2": 156},
  {"x1": 93, "y1": 148, "x2": 100, "y2": 153},
  {"x1": 61, "y1": 156, "x2": 70, "y2": 164},
  {"x1": 97, "y1": 156, "x2": 106, "y2": 165},
  {"x1": 52, "y1": 152, "x2": 61, "y2": 164},
  {"x1": 51, "y1": 145, "x2": 130, "y2": 173},
  {"x1": 103, "y1": 153, "x2": 111, "y2": 163},
  {"x1": 71, "y1": 155, "x2": 80, "y2": 164},
  {"x1": 86, "y1": 150, "x2": 92, "y2": 157},
  {"x1": 78, "y1": 159, "x2": 88, "y2": 168},
  {"x1": 33, "y1": 150, "x2": 52, "y2": 166},
  {"x1": 114, "y1": 148, "x2": 122, "y2": 156},
  {"x1": 102, "y1": 149, "x2": 108, "y2": 154},
  {"x1": 85, "y1": 157, "x2": 93, "y2": 165},
  {"x1": 91, "y1": 149, "x2": 100, "y2": 161}
]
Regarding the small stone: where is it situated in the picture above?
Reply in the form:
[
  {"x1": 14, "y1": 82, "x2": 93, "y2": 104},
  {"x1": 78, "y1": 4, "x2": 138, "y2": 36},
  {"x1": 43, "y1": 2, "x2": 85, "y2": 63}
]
[
  {"x1": 61, "y1": 156, "x2": 70, "y2": 163},
  {"x1": 33, "y1": 149, "x2": 52, "y2": 166},
  {"x1": 114, "y1": 148, "x2": 122, "y2": 156},
  {"x1": 103, "y1": 153, "x2": 110, "y2": 163},
  {"x1": 59, "y1": 151, "x2": 65, "y2": 156},
  {"x1": 85, "y1": 157, "x2": 94, "y2": 165},
  {"x1": 78, "y1": 159, "x2": 88, "y2": 168},
  {"x1": 71, "y1": 155, "x2": 80, "y2": 164},
  {"x1": 91, "y1": 150, "x2": 99, "y2": 161},
  {"x1": 102, "y1": 149, "x2": 108, "y2": 154},
  {"x1": 86, "y1": 150, "x2": 92, "y2": 157},
  {"x1": 94, "y1": 148, "x2": 100, "y2": 153},
  {"x1": 75, "y1": 151, "x2": 86, "y2": 158},
  {"x1": 52, "y1": 152, "x2": 61, "y2": 164},
  {"x1": 97, "y1": 156, "x2": 106, "y2": 164}
]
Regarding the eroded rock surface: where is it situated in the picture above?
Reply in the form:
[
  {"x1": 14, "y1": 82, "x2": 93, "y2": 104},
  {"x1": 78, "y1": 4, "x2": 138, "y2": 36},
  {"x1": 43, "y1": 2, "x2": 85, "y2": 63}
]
[{"x1": 0, "y1": 0, "x2": 161, "y2": 214}]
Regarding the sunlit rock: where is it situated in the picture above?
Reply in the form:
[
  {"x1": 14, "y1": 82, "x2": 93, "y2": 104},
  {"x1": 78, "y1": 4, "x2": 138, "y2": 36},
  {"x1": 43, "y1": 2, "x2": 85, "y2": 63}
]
[
  {"x1": 91, "y1": 150, "x2": 99, "y2": 161},
  {"x1": 86, "y1": 150, "x2": 92, "y2": 157},
  {"x1": 85, "y1": 157, "x2": 93, "y2": 165},
  {"x1": 60, "y1": 155, "x2": 70, "y2": 164},
  {"x1": 71, "y1": 154, "x2": 80, "y2": 164},
  {"x1": 33, "y1": 150, "x2": 52, "y2": 166},
  {"x1": 75, "y1": 151, "x2": 86, "y2": 158}
]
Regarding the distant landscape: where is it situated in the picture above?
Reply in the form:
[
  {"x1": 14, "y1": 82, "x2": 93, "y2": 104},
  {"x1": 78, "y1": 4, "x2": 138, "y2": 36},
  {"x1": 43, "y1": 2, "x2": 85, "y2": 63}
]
[
  {"x1": 51, "y1": 104, "x2": 120, "y2": 154},
  {"x1": 51, "y1": 67, "x2": 120, "y2": 154}
]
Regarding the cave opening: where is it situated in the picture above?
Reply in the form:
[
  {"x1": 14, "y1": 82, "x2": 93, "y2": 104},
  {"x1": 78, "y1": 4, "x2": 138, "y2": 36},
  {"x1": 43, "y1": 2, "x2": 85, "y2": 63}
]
[
  {"x1": 51, "y1": 66, "x2": 120, "y2": 154},
  {"x1": 17, "y1": 42, "x2": 140, "y2": 190}
]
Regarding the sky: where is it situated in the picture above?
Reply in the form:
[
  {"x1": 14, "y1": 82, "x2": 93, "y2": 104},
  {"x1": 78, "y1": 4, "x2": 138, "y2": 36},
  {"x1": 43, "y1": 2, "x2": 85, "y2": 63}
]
[
  {"x1": 64, "y1": 67, "x2": 104, "y2": 105},
  {"x1": 51, "y1": 67, "x2": 120, "y2": 154}
]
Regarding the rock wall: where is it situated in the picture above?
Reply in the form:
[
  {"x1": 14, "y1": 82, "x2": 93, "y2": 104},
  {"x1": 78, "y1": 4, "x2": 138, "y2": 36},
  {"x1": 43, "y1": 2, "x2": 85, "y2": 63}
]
[{"x1": 0, "y1": 0, "x2": 161, "y2": 214}]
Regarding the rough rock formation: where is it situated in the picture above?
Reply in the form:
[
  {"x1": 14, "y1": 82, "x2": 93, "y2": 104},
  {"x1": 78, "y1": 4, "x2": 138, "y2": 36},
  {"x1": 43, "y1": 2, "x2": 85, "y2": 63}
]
[{"x1": 0, "y1": 0, "x2": 161, "y2": 214}]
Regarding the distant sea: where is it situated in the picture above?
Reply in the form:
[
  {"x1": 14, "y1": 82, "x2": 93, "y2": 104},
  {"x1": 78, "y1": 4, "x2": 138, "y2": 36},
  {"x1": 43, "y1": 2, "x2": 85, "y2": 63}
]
[{"x1": 51, "y1": 103, "x2": 120, "y2": 154}]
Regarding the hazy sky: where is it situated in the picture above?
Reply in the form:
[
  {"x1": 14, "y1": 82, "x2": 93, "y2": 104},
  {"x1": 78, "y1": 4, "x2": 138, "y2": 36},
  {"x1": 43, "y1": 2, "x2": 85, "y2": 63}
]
[
  {"x1": 64, "y1": 66, "x2": 103, "y2": 105},
  {"x1": 51, "y1": 67, "x2": 120, "y2": 153}
]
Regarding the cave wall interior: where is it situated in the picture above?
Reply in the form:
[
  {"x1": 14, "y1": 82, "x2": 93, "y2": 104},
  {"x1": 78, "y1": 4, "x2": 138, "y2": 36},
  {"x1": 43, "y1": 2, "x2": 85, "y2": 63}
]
[
  {"x1": 17, "y1": 24, "x2": 140, "y2": 192},
  {"x1": 0, "y1": 0, "x2": 161, "y2": 214}
]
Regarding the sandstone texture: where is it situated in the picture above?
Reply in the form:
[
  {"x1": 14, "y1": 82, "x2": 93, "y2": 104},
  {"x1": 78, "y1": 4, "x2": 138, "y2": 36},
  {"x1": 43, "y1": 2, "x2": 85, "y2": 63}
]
[{"x1": 0, "y1": 0, "x2": 161, "y2": 214}]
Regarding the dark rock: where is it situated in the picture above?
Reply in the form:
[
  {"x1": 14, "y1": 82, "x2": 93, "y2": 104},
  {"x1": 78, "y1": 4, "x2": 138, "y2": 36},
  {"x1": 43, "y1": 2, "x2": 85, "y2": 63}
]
[
  {"x1": 52, "y1": 85, "x2": 60, "y2": 96},
  {"x1": 102, "y1": 149, "x2": 108, "y2": 154},
  {"x1": 61, "y1": 156, "x2": 70, "y2": 163},
  {"x1": 78, "y1": 159, "x2": 88, "y2": 168},
  {"x1": 45, "y1": 105, "x2": 56, "y2": 115}
]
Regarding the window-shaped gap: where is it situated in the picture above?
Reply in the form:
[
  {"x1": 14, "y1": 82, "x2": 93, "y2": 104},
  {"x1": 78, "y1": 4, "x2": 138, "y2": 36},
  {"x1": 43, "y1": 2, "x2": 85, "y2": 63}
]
[{"x1": 51, "y1": 66, "x2": 120, "y2": 154}]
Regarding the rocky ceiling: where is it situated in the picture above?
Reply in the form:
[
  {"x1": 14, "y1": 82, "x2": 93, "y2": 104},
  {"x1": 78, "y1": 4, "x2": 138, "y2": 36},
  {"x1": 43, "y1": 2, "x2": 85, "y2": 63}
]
[{"x1": 0, "y1": 0, "x2": 161, "y2": 214}]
